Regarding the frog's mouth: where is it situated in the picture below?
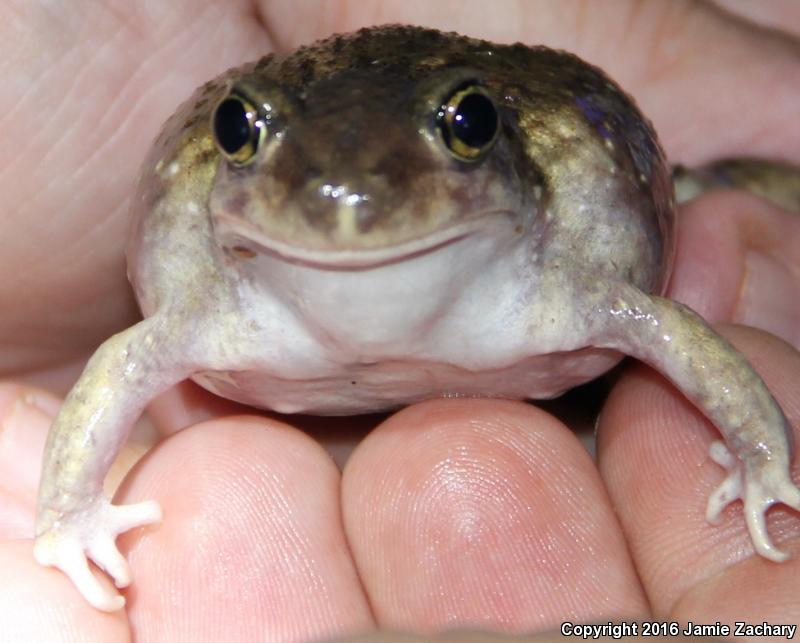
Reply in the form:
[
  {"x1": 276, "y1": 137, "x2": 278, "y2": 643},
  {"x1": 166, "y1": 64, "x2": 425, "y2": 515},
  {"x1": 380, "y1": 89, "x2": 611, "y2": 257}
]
[{"x1": 213, "y1": 211, "x2": 509, "y2": 270}]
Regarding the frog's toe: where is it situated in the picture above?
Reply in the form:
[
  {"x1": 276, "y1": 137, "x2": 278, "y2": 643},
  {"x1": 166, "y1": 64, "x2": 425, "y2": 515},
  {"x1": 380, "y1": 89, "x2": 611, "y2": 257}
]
[
  {"x1": 90, "y1": 534, "x2": 132, "y2": 588},
  {"x1": 34, "y1": 530, "x2": 126, "y2": 611},
  {"x1": 742, "y1": 485, "x2": 798, "y2": 563},
  {"x1": 745, "y1": 512, "x2": 789, "y2": 562},
  {"x1": 34, "y1": 498, "x2": 162, "y2": 611},
  {"x1": 708, "y1": 440, "x2": 735, "y2": 469},
  {"x1": 68, "y1": 550, "x2": 128, "y2": 611},
  {"x1": 705, "y1": 440, "x2": 800, "y2": 560},
  {"x1": 706, "y1": 467, "x2": 743, "y2": 524},
  {"x1": 705, "y1": 441, "x2": 743, "y2": 524},
  {"x1": 107, "y1": 499, "x2": 163, "y2": 534},
  {"x1": 96, "y1": 500, "x2": 163, "y2": 588}
]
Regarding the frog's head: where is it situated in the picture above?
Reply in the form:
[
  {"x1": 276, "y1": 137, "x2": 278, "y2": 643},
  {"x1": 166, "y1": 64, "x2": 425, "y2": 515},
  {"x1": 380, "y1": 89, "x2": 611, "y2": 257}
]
[{"x1": 207, "y1": 64, "x2": 540, "y2": 269}]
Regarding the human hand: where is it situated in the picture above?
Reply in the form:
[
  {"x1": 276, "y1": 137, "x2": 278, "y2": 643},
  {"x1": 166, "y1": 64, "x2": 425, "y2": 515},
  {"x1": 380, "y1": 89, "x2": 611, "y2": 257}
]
[{"x1": 0, "y1": 1, "x2": 798, "y2": 640}]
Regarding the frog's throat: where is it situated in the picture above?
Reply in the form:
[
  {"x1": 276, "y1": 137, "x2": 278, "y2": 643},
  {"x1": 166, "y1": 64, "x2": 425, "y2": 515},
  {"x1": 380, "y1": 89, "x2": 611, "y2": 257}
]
[{"x1": 211, "y1": 210, "x2": 516, "y2": 271}]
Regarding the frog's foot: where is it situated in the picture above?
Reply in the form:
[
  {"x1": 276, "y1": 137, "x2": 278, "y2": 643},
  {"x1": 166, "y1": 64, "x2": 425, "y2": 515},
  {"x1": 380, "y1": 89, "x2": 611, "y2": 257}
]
[
  {"x1": 33, "y1": 498, "x2": 162, "y2": 611},
  {"x1": 705, "y1": 440, "x2": 800, "y2": 562}
]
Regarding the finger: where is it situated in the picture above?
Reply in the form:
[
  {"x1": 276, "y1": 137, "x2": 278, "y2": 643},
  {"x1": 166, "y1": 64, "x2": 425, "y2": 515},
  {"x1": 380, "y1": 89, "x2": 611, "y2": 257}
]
[
  {"x1": 342, "y1": 399, "x2": 648, "y2": 633},
  {"x1": 0, "y1": 0, "x2": 274, "y2": 372},
  {"x1": 0, "y1": 381, "x2": 158, "y2": 542},
  {"x1": 0, "y1": 540, "x2": 130, "y2": 642},
  {"x1": 0, "y1": 384, "x2": 57, "y2": 537},
  {"x1": 259, "y1": 0, "x2": 800, "y2": 163},
  {"x1": 143, "y1": 383, "x2": 383, "y2": 469},
  {"x1": 117, "y1": 416, "x2": 374, "y2": 641},
  {"x1": 711, "y1": 0, "x2": 800, "y2": 38},
  {"x1": 597, "y1": 325, "x2": 800, "y2": 623},
  {"x1": 145, "y1": 380, "x2": 255, "y2": 436},
  {"x1": 670, "y1": 191, "x2": 800, "y2": 348}
]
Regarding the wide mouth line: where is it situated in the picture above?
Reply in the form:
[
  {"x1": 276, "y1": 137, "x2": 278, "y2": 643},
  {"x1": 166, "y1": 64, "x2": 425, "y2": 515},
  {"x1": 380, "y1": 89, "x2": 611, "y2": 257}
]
[{"x1": 213, "y1": 210, "x2": 511, "y2": 271}]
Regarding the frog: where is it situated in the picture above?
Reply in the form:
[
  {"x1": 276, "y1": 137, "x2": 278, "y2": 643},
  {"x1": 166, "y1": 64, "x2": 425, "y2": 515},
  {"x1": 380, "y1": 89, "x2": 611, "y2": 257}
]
[{"x1": 32, "y1": 24, "x2": 800, "y2": 612}]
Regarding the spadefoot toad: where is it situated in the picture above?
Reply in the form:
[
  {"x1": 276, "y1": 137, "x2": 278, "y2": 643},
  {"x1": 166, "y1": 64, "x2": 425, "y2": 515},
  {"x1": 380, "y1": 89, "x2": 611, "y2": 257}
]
[{"x1": 33, "y1": 25, "x2": 800, "y2": 611}]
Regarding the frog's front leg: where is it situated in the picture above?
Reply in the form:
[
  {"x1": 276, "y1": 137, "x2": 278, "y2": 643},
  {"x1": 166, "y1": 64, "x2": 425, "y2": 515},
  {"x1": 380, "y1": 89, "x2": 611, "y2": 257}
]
[
  {"x1": 34, "y1": 313, "x2": 201, "y2": 611},
  {"x1": 592, "y1": 282, "x2": 800, "y2": 561}
]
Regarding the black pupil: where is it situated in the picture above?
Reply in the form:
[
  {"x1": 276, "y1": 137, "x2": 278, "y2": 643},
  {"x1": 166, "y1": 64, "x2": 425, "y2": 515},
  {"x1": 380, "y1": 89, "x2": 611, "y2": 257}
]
[
  {"x1": 214, "y1": 99, "x2": 252, "y2": 154},
  {"x1": 452, "y1": 93, "x2": 497, "y2": 147}
]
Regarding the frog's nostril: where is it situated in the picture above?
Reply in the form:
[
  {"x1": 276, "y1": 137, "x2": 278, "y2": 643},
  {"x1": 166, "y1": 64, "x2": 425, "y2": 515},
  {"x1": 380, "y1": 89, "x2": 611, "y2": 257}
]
[
  {"x1": 366, "y1": 154, "x2": 410, "y2": 184},
  {"x1": 304, "y1": 166, "x2": 323, "y2": 180},
  {"x1": 353, "y1": 202, "x2": 381, "y2": 232}
]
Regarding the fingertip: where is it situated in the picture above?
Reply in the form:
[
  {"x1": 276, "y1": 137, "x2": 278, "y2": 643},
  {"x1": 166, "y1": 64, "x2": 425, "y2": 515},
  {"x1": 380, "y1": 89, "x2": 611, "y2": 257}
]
[
  {"x1": 343, "y1": 398, "x2": 647, "y2": 632},
  {"x1": 0, "y1": 384, "x2": 58, "y2": 528},
  {"x1": 671, "y1": 190, "x2": 800, "y2": 348},
  {"x1": 116, "y1": 416, "x2": 373, "y2": 641},
  {"x1": 1, "y1": 540, "x2": 129, "y2": 635}
]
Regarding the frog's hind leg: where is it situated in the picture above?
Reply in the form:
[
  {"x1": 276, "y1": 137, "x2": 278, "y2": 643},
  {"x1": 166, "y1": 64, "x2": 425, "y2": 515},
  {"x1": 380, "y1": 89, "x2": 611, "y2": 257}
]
[{"x1": 34, "y1": 314, "x2": 199, "y2": 611}]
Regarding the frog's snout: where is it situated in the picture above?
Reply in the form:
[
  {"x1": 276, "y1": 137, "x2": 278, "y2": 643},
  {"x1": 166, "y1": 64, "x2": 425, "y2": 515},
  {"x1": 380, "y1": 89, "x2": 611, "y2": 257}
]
[{"x1": 267, "y1": 122, "x2": 429, "y2": 238}]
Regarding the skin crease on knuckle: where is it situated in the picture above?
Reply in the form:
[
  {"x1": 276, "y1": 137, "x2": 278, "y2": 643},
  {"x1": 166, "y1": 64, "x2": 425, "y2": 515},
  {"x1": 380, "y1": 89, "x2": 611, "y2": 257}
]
[{"x1": 1, "y1": 1, "x2": 790, "y2": 643}]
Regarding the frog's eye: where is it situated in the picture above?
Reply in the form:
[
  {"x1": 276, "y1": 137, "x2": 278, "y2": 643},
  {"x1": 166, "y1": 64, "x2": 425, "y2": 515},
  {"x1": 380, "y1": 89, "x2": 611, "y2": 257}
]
[
  {"x1": 437, "y1": 83, "x2": 499, "y2": 161},
  {"x1": 212, "y1": 95, "x2": 266, "y2": 165}
]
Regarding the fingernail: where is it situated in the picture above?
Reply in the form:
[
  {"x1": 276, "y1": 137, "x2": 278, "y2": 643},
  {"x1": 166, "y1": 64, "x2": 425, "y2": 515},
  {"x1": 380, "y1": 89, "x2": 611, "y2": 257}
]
[{"x1": 0, "y1": 385, "x2": 54, "y2": 494}]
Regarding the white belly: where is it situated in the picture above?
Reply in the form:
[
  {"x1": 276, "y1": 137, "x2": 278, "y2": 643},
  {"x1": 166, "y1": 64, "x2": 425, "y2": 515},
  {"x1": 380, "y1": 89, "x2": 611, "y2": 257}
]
[
  {"x1": 176, "y1": 220, "x2": 615, "y2": 415},
  {"x1": 191, "y1": 347, "x2": 621, "y2": 415}
]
